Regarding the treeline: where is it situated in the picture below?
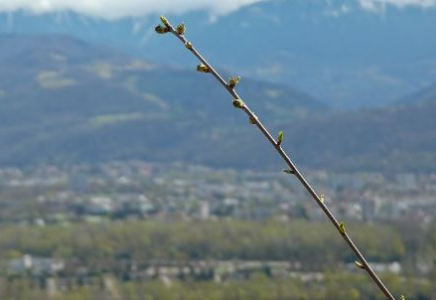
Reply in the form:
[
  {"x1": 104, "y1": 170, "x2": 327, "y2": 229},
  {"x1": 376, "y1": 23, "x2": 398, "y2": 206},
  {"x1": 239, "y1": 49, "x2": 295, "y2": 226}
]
[
  {"x1": 0, "y1": 220, "x2": 435, "y2": 299},
  {"x1": 0, "y1": 220, "x2": 422, "y2": 266},
  {"x1": 0, "y1": 272, "x2": 433, "y2": 300}
]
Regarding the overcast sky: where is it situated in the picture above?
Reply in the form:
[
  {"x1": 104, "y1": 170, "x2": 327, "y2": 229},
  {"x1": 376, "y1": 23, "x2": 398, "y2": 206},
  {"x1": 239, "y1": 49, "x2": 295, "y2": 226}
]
[{"x1": 0, "y1": 0, "x2": 434, "y2": 20}]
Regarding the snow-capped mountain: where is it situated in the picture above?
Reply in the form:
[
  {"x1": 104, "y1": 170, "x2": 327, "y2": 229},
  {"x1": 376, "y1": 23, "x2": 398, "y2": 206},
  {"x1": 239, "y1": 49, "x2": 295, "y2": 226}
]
[{"x1": 0, "y1": 0, "x2": 435, "y2": 108}]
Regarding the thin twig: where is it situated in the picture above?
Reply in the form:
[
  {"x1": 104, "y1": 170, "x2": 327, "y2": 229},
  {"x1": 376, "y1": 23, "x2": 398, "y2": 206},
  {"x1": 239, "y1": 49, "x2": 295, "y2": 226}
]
[{"x1": 156, "y1": 16, "x2": 400, "y2": 300}]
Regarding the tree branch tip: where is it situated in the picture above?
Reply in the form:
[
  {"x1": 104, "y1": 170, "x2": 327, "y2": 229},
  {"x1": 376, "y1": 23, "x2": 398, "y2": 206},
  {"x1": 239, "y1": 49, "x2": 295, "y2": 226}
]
[
  {"x1": 159, "y1": 22, "x2": 397, "y2": 299},
  {"x1": 160, "y1": 16, "x2": 170, "y2": 28}
]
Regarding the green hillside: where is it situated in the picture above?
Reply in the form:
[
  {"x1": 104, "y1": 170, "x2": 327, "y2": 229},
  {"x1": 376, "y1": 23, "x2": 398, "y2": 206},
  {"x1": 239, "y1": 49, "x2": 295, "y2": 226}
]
[
  {"x1": 1, "y1": 34, "x2": 435, "y2": 172},
  {"x1": 0, "y1": 35, "x2": 324, "y2": 168}
]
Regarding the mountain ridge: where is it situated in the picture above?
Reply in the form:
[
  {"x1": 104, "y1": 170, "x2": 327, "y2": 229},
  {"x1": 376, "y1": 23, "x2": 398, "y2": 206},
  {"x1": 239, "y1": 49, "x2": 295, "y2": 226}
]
[
  {"x1": 1, "y1": 1, "x2": 435, "y2": 109},
  {"x1": 0, "y1": 34, "x2": 435, "y2": 172},
  {"x1": 0, "y1": 34, "x2": 326, "y2": 168}
]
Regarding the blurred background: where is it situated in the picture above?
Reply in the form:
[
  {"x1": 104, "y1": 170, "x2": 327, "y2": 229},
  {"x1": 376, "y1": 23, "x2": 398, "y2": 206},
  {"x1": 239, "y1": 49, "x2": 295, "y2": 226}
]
[{"x1": 0, "y1": 0, "x2": 435, "y2": 299}]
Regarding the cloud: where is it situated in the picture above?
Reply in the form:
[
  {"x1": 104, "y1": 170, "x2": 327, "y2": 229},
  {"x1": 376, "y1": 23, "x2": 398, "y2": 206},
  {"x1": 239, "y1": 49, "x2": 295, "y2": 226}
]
[
  {"x1": 358, "y1": 0, "x2": 436, "y2": 11},
  {"x1": 324, "y1": 0, "x2": 435, "y2": 18},
  {"x1": 325, "y1": 4, "x2": 352, "y2": 17},
  {"x1": 0, "y1": 0, "x2": 434, "y2": 20},
  {"x1": 0, "y1": 0, "x2": 269, "y2": 20}
]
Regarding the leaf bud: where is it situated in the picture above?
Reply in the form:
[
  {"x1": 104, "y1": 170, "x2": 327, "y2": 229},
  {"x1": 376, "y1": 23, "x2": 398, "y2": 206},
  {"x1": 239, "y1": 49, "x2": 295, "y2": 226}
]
[
  {"x1": 355, "y1": 261, "x2": 365, "y2": 269},
  {"x1": 232, "y1": 99, "x2": 245, "y2": 109},
  {"x1": 155, "y1": 25, "x2": 169, "y2": 34},
  {"x1": 197, "y1": 64, "x2": 211, "y2": 73},
  {"x1": 229, "y1": 76, "x2": 241, "y2": 89},
  {"x1": 277, "y1": 131, "x2": 284, "y2": 146},
  {"x1": 339, "y1": 222, "x2": 346, "y2": 234},
  {"x1": 176, "y1": 23, "x2": 186, "y2": 35},
  {"x1": 283, "y1": 169, "x2": 295, "y2": 175},
  {"x1": 160, "y1": 16, "x2": 170, "y2": 27}
]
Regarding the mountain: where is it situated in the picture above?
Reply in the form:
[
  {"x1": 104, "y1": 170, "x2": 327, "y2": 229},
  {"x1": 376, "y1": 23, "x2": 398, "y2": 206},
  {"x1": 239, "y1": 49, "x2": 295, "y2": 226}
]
[
  {"x1": 282, "y1": 77, "x2": 436, "y2": 172},
  {"x1": 279, "y1": 98, "x2": 436, "y2": 172},
  {"x1": 178, "y1": 93, "x2": 436, "y2": 173},
  {"x1": 182, "y1": 82, "x2": 436, "y2": 173},
  {"x1": 0, "y1": 34, "x2": 324, "y2": 167},
  {"x1": 1, "y1": 0, "x2": 435, "y2": 109},
  {"x1": 1, "y1": 34, "x2": 435, "y2": 172},
  {"x1": 396, "y1": 83, "x2": 436, "y2": 106}
]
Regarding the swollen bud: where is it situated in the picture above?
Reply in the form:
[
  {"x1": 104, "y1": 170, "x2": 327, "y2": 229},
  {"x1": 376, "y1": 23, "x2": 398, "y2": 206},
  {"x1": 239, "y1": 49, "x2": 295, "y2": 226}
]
[
  {"x1": 160, "y1": 16, "x2": 170, "y2": 28},
  {"x1": 155, "y1": 25, "x2": 170, "y2": 34},
  {"x1": 399, "y1": 296, "x2": 406, "y2": 300},
  {"x1": 277, "y1": 131, "x2": 284, "y2": 147},
  {"x1": 176, "y1": 23, "x2": 186, "y2": 35},
  {"x1": 320, "y1": 194, "x2": 325, "y2": 204},
  {"x1": 197, "y1": 64, "x2": 210, "y2": 73},
  {"x1": 283, "y1": 169, "x2": 295, "y2": 175},
  {"x1": 185, "y1": 42, "x2": 193, "y2": 50},
  {"x1": 229, "y1": 76, "x2": 241, "y2": 89},
  {"x1": 355, "y1": 261, "x2": 365, "y2": 269},
  {"x1": 232, "y1": 99, "x2": 245, "y2": 109},
  {"x1": 339, "y1": 222, "x2": 346, "y2": 234}
]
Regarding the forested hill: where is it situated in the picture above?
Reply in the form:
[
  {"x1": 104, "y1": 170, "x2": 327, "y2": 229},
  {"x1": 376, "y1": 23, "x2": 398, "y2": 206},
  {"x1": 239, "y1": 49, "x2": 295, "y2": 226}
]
[
  {"x1": 280, "y1": 93, "x2": 436, "y2": 172},
  {"x1": 179, "y1": 91, "x2": 436, "y2": 173},
  {"x1": 1, "y1": 34, "x2": 436, "y2": 172},
  {"x1": 2, "y1": 1, "x2": 436, "y2": 109},
  {"x1": 0, "y1": 34, "x2": 324, "y2": 168}
]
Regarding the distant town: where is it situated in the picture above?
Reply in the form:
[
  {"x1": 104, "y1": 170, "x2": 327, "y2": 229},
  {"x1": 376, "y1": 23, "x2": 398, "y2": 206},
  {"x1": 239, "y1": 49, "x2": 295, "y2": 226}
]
[
  {"x1": 0, "y1": 161, "x2": 435, "y2": 225},
  {"x1": 0, "y1": 161, "x2": 434, "y2": 298}
]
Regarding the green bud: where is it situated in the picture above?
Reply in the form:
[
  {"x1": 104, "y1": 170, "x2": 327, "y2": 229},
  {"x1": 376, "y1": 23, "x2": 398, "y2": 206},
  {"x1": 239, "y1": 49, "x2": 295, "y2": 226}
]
[
  {"x1": 185, "y1": 42, "x2": 193, "y2": 50},
  {"x1": 232, "y1": 99, "x2": 245, "y2": 109},
  {"x1": 155, "y1": 25, "x2": 170, "y2": 34},
  {"x1": 229, "y1": 76, "x2": 241, "y2": 89},
  {"x1": 160, "y1": 16, "x2": 170, "y2": 27},
  {"x1": 277, "y1": 131, "x2": 284, "y2": 146},
  {"x1": 176, "y1": 23, "x2": 186, "y2": 35},
  {"x1": 283, "y1": 169, "x2": 295, "y2": 175},
  {"x1": 319, "y1": 194, "x2": 325, "y2": 203},
  {"x1": 197, "y1": 64, "x2": 210, "y2": 73},
  {"x1": 339, "y1": 222, "x2": 346, "y2": 235},
  {"x1": 355, "y1": 261, "x2": 365, "y2": 269},
  {"x1": 399, "y1": 296, "x2": 406, "y2": 300}
]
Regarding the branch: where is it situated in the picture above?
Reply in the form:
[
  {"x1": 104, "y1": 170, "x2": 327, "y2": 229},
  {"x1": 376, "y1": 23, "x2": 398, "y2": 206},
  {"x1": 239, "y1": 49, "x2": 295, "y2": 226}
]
[{"x1": 155, "y1": 16, "x2": 403, "y2": 300}]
